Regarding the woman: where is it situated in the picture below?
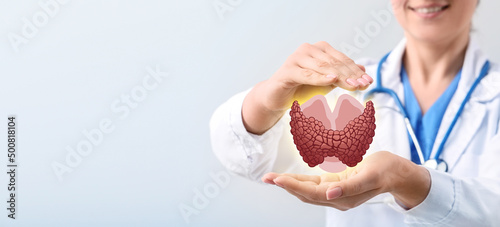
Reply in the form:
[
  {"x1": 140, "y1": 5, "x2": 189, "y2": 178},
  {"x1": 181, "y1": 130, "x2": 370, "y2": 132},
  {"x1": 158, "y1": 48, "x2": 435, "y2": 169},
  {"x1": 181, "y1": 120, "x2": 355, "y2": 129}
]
[{"x1": 210, "y1": 0, "x2": 500, "y2": 226}]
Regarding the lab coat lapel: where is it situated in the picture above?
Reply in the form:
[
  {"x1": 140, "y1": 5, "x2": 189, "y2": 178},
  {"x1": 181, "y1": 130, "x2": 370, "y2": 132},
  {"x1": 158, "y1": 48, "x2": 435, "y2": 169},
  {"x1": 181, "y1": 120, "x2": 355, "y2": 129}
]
[
  {"x1": 431, "y1": 37, "x2": 492, "y2": 171},
  {"x1": 366, "y1": 37, "x2": 499, "y2": 169}
]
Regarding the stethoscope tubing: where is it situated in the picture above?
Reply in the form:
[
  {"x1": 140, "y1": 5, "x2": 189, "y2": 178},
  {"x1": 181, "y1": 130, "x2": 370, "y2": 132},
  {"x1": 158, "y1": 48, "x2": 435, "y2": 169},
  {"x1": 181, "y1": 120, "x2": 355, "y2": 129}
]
[{"x1": 364, "y1": 52, "x2": 490, "y2": 171}]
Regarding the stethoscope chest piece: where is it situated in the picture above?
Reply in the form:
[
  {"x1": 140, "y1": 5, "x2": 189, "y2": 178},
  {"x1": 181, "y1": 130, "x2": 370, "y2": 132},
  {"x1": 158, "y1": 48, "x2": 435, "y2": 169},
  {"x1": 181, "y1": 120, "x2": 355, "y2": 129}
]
[{"x1": 423, "y1": 159, "x2": 448, "y2": 172}]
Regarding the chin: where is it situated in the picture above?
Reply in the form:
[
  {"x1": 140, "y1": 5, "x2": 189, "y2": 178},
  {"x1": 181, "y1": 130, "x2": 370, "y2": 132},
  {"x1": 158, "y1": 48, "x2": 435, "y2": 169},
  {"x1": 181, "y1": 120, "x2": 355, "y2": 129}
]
[
  {"x1": 406, "y1": 21, "x2": 471, "y2": 44},
  {"x1": 407, "y1": 28, "x2": 462, "y2": 44}
]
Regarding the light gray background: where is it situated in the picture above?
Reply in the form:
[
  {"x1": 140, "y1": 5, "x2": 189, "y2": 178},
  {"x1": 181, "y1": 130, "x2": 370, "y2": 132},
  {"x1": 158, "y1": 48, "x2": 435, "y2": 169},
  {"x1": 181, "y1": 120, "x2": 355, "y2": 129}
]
[{"x1": 0, "y1": 0, "x2": 497, "y2": 226}]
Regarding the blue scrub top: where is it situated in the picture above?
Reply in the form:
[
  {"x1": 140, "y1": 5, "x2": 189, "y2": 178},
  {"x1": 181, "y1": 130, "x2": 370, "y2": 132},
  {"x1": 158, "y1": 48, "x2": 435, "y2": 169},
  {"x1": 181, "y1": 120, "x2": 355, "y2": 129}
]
[{"x1": 401, "y1": 65, "x2": 462, "y2": 164}]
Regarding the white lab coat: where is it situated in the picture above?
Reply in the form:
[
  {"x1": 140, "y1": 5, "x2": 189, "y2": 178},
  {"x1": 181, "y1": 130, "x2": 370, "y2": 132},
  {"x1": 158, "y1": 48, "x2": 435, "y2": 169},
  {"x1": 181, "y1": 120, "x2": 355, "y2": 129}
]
[{"x1": 209, "y1": 37, "x2": 500, "y2": 226}]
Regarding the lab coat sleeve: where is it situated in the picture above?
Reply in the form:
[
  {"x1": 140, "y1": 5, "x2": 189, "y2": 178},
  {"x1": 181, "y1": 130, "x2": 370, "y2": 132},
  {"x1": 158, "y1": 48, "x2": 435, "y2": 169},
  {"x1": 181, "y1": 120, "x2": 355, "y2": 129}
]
[
  {"x1": 403, "y1": 134, "x2": 500, "y2": 226},
  {"x1": 209, "y1": 89, "x2": 284, "y2": 181}
]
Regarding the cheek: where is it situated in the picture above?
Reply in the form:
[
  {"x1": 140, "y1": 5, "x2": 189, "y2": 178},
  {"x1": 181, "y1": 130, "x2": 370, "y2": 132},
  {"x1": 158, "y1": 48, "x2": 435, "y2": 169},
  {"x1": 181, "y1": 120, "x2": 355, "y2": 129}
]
[
  {"x1": 391, "y1": 0, "x2": 405, "y2": 12},
  {"x1": 391, "y1": 0, "x2": 407, "y2": 27},
  {"x1": 457, "y1": 1, "x2": 478, "y2": 19},
  {"x1": 447, "y1": 1, "x2": 476, "y2": 30},
  {"x1": 456, "y1": 0, "x2": 478, "y2": 10}
]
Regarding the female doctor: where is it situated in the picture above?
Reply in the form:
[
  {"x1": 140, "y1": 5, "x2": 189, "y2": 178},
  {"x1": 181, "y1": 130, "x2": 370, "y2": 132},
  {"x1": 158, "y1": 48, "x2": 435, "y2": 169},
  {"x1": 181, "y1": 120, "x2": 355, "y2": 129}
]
[{"x1": 210, "y1": 0, "x2": 500, "y2": 226}]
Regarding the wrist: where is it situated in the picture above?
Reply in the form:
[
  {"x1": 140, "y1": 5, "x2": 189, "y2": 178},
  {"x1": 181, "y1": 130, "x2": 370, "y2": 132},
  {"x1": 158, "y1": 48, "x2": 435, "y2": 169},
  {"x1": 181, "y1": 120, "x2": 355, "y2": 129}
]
[
  {"x1": 257, "y1": 78, "x2": 295, "y2": 112},
  {"x1": 389, "y1": 158, "x2": 431, "y2": 209},
  {"x1": 241, "y1": 80, "x2": 288, "y2": 135},
  {"x1": 255, "y1": 79, "x2": 290, "y2": 112}
]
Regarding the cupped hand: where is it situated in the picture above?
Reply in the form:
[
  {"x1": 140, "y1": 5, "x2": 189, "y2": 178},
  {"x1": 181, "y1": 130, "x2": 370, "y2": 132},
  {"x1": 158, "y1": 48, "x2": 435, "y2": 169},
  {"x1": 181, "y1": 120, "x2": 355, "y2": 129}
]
[
  {"x1": 242, "y1": 41, "x2": 373, "y2": 135},
  {"x1": 264, "y1": 41, "x2": 373, "y2": 112},
  {"x1": 262, "y1": 151, "x2": 431, "y2": 211}
]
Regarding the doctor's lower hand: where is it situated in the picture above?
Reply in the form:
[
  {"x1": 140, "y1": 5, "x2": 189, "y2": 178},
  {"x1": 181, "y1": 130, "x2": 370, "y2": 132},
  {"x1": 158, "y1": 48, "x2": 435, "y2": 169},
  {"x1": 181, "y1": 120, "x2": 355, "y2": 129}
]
[
  {"x1": 262, "y1": 151, "x2": 431, "y2": 210},
  {"x1": 243, "y1": 41, "x2": 373, "y2": 135}
]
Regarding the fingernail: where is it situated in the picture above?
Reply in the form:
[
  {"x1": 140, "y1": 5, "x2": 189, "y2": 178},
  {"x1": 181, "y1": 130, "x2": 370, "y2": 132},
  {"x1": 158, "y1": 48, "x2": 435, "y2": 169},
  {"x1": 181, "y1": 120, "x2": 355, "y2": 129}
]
[
  {"x1": 273, "y1": 180, "x2": 284, "y2": 188},
  {"x1": 326, "y1": 74, "x2": 337, "y2": 79},
  {"x1": 357, "y1": 78, "x2": 369, "y2": 86},
  {"x1": 362, "y1": 74, "x2": 373, "y2": 83},
  {"x1": 326, "y1": 187, "x2": 343, "y2": 200},
  {"x1": 263, "y1": 178, "x2": 275, "y2": 185},
  {"x1": 346, "y1": 78, "x2": 359, "y2": 87}
]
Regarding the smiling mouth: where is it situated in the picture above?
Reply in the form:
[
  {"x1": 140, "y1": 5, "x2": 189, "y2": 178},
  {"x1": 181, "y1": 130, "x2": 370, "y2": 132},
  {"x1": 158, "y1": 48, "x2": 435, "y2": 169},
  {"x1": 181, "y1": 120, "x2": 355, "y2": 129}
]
[{"x1": 409, "y1": 5, "x2": 450, "y2": 14}]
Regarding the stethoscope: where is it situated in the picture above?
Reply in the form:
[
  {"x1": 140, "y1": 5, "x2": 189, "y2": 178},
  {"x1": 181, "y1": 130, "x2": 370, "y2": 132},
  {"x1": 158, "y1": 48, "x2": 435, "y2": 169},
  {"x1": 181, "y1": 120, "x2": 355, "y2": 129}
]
[{"x1": 364, "y1": 52, "x2": 490, "y2": 172}]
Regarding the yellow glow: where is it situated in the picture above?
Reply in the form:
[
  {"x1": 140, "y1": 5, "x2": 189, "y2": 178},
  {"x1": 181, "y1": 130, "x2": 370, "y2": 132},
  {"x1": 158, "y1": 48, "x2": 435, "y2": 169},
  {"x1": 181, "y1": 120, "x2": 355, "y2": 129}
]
[{"x1": 292, "y1": 85, "x2": 333, "y2": 105}]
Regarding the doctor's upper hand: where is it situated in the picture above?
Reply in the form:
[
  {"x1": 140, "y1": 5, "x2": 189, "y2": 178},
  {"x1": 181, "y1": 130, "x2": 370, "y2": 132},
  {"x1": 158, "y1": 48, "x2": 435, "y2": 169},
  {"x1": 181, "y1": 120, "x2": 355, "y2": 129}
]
[
  {"x1": 242, "y1": 41, "x2": 373, "y2": 135},
  {"x1": 262, "y1": 151, "x2": 431, "y2": 210},
  {"x1": 260, "y1": 41, "x2": 372, "y2": 111}
]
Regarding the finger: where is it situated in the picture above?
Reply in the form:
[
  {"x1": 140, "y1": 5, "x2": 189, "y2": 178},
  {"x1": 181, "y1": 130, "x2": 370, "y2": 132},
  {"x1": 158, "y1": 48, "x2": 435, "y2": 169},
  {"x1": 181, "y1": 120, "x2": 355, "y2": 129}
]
[
  {"x1": 286, "y1": 43, "x2": 340, "y2": 86},
  {"x1": 262, "y1": 172, "x2": 280, "y2": 185},
  {"x1": 297, "y1": 55, "x2": 358, "y2": 89},
  {"x1": 297, "y1": 43, "x2": 349, "y2": 78},
  {"x1": 281, "y1": 173, "x2": 322, "y2": 184},
  {"x1": 262, "y1": 173, "x2": 320, "y2": 185},
  {"x1": 274, "y1": 175, "x2": 329, "y2": 202},
  {"x1": 326, "y1": 171, "x2": 380, "y2": 199},
  {"x1": 320, "y1": 173, "x2": 341, "y2": 182},
  {"x1": 281, "y1": 186, "x2": 337, "y2": 207},
  {"x1": 271, "y1": 173, "x2": 333, "y2": 206},
  {"x1": 329, "y1": 188, "x2": 382, "y2": 210},
  {"x1": 316, "y1": 41, "x2": 366, "y2": 78},
  {"x1": 294, "y1": 42, "x2": 356, "y2": 89},
  {"x1": 278, "y1": 178, "x2": 381, "y2": 210},
  {"x1": 354, "y1": 64, "x2": 374, "y2": 90},
  {"x1": 302, "y1": 46, "x2": 360, "y2": 90},
  {"x1": 356, "y1": 64, "x2": 366, "y2": 72},
  {"x1": 314, "y1": 41, "x2": 372, "y2": 90},
  {"x1": 288, "y1": 65, "x2": 339, "y2": 87}
]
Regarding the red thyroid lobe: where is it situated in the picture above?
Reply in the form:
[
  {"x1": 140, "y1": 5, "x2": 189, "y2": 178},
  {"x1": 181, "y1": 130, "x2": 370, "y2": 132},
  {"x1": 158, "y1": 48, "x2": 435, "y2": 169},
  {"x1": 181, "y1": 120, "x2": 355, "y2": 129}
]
[{"x1": 289, "y1": 100, "x2": 376, "y2": 167}]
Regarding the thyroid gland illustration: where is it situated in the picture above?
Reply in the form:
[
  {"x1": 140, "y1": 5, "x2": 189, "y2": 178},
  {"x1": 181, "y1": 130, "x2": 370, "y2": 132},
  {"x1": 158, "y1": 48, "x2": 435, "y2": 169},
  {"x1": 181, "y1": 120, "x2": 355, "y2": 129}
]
[{"x1": 289, "y1": 94, "x2": 376, "y2": 173}]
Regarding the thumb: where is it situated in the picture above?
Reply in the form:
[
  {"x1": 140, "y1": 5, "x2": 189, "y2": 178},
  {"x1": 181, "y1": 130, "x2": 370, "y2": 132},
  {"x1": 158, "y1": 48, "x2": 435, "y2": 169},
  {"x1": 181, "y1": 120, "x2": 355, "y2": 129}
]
[
  {"x1": 325, "y1": 172, "x2": 375, "y2": 200},
  {"x1": 326, "y1": 185, "x2": 343, "y2": 200}
]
